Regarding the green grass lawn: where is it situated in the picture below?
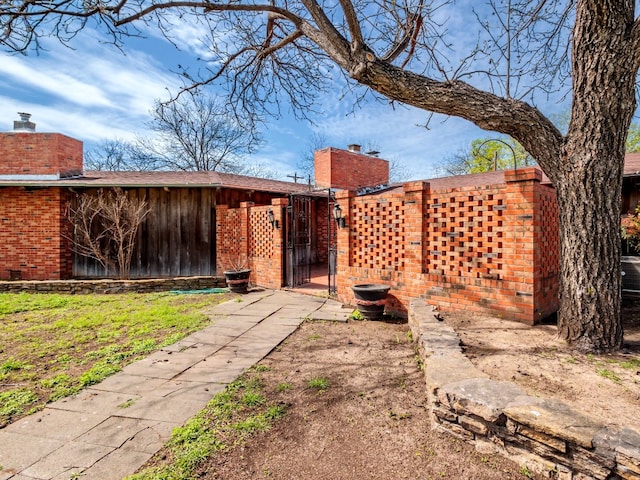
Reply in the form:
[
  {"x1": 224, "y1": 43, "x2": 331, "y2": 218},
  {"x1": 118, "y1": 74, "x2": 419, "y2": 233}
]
[{"x1": 0, "y1": 291, "x2": 232, "y2": 427}]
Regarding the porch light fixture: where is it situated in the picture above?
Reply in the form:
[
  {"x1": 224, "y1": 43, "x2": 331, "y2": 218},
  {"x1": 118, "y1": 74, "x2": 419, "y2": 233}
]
[
  {"x1": 267, "y1": 209, "x2": 279, "y2": 229},
  {"x1": 333, "y1": 203, "x2": 346, "y2": 228}
]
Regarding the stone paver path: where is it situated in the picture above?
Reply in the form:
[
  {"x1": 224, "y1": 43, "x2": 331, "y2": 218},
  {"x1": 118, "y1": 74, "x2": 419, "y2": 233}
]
[{"x1": 0, "y1": 290, "x2": 352, "y2": 480}]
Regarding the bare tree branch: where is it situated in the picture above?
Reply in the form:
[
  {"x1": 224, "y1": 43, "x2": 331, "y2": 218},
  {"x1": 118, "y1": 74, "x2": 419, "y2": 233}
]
[{"x1": 67, "y1": 188, "x2": 149, "y2": 279}]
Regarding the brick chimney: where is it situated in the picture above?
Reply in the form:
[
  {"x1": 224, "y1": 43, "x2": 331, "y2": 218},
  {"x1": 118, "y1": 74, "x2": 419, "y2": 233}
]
[
  {"x1": 314, "y1": 145, "x2": 390, "y2": 190},
  {"x1": 0, "y1": 114, "x2": 83, "y2": 180}
]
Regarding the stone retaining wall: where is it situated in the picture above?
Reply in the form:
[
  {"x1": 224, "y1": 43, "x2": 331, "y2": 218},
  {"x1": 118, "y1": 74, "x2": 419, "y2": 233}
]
[
  {"x1": 0, "y1": 276, "x2": 227, "y2": 294},
  {"x1": 409, "y1": 300, "x2": 640, "y2": 480}
]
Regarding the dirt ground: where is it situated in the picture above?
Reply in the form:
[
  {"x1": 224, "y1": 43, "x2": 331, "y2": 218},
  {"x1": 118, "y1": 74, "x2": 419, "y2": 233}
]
[
  {"x1": 194, "y1": 319, "x2": 540, "y2": 480},
  {"x1": 446, "y1": 299, "x2": 640, "y2": 434},
  {"x1": 141, "y1": 301, "x2": 640, "y2": 479}
]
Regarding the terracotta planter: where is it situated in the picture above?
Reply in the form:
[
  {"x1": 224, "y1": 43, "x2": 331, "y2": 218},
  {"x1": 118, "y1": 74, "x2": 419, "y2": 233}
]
[
  {"x1": 224, "y1": 269, "x2": 251, "y2": 294},
  {"x1": 351, "y1": 284, "x2": 390, "y2": 320}
]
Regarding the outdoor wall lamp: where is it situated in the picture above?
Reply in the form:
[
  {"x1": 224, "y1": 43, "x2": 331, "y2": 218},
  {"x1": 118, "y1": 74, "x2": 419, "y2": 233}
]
[
  {"x1": 333, "y1": 203, "x2": 346, "y2": 229},
  {"x1": 267, "y1": 209, "x2": 279, "y2": 229}
]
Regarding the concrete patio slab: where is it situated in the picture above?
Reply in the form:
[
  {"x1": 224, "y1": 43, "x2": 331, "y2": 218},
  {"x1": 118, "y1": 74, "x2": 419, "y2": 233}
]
[
  {"x1": 75, "y1": 416, "x2": 158, "y2": 448},
  {"x1": 21, "y1": 442, "x2": 113, "y2": 480},
  {"x1": 5, "y1": 407, "x2": 109, "y2": 442},
  {"x1": 179, "y1": 329, "x2": 239, "y2": 346},
  {"x1": 89, "y1": 373, "x2": 170, "y2": 396},
  {"x1": 121, "y1": 420, "x2": 179, "y2": 454},
  {"x1": 78, "y1": 445, "x2": 154, "y2": 480},
  {"x1": 0, "y1": 432, "x2": 63, "y2": 480},
  {"x1": 120, "y1": 346, "x2": 222, "y2": 379},
  {"x1": 117, "y1": 393, "x2": 211, "y2": 424},
  {"x1": 47, "y1": 389, "x2": 141, "y2": 415}
]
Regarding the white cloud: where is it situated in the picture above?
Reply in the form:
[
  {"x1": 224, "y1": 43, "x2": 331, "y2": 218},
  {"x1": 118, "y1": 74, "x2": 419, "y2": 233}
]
[{"x1": 0, "y1": 30, "x2": 184, "y2": 143}]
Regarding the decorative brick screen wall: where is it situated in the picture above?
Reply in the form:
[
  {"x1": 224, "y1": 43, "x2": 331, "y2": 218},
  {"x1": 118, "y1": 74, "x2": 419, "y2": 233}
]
[
  {"x1": 336, "y1": 168, "x2": 560, "y2": 324},
  {"x1": 0, "y1": 133, "x2": 83, "y2": 178},
  {"x1": 0, "y1": 187, "x2": 73, "y2": 280},
  {"x1": 217, "y1": 198, "x2": 287, "y2": 289}
]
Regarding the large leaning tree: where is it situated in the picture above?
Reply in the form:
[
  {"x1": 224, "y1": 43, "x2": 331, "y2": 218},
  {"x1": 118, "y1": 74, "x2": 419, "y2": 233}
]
[{"x1": 2, "y1": 0, "x2": 639, "y2": 352}]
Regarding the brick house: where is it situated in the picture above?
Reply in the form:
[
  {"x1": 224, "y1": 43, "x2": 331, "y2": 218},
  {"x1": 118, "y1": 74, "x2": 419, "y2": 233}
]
[
  {"x1": 4, "y1": 117, "x2": 640, "y2": 324},
  {"x1": 0, "y1": 117, "x2": 317, "y2": 280}
]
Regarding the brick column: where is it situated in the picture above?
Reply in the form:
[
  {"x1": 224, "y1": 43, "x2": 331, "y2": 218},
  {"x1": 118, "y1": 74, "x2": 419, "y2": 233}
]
[
  {"x1": 504, "y1": 168, "x2": 542, "y2": 324},
  {"x1": 265, "y1": 197, "x2": 288, "y2": 288},
  {"x1": 335, "y1": 190, "x2": 356, "y2": 299},
  {"x1": 215, "y1": 205, "x2": 229, "y2": 275},
  {"x1": 403, "y1": 182, "x2": 430, "y2": 299}
]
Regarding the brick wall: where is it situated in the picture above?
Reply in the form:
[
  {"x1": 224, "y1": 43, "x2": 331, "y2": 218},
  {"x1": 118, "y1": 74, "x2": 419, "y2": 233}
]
[
  {"x1": 0, "y1": 187, "x2": 73, "y2": 280},
  {"x1": 335, "y1": 168, "x2": 560, "y2": 324},
  {"x1": 0, "y1": 133, "x2": 83, "y2": 178},
  {"x1": 314, "y1": 147, "x2": 389, "y2": 190}
]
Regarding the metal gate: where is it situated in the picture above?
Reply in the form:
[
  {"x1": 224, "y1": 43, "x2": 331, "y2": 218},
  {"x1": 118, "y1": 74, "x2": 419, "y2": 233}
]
[{"x1": 286, "y1": 194, "x2": 312, "y2": 287}]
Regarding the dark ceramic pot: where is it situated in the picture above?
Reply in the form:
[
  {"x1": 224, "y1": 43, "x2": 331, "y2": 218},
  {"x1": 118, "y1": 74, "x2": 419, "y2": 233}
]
[
  {"x1": 351, "y1": 284, "x2": 391, "y2": 320},
  {"x1": 224, "y1": 269, "x2": 251, "y2": 294}
]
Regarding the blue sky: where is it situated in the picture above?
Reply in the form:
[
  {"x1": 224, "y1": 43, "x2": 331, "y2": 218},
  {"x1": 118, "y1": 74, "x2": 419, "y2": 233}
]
[{"x1": 0, "y1": 3, "x2": 569, "y2": 182}]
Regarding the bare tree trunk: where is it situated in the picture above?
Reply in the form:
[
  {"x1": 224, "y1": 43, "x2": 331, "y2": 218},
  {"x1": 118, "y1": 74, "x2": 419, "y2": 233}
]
[
  {"x1": 552, "y1": 0, "x2": 636, "y2": 352},
  {"x1": 555, "y1": 164, "x2": 624, "y2": 352}
]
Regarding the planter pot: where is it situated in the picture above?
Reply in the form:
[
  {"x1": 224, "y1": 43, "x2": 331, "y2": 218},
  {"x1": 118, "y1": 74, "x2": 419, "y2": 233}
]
[
  {"x1": 224, "y1": 269, "x2": 251, "y2": 294},
  {"x1": 351, "y1": 284, "x2": 391, "y2": 320}
]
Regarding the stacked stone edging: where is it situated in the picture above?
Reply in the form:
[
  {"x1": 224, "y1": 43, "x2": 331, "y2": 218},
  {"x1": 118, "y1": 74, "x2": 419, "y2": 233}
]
[
  {"x1": 0, "y1": 276, "x2": 226, "y2": 294},
  {"x1": 409, "y1": 300, "x2": 640, "y2": 480}
]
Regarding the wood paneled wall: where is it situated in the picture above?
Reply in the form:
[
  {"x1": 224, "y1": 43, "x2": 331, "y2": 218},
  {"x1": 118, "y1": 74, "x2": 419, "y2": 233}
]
[{"x1": 73, "y1": 186, "x2": 282, "y2": 278}]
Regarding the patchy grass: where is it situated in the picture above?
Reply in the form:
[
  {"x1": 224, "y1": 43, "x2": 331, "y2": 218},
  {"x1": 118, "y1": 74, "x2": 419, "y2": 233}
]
[
  {"x1": 0, "y1": 291, "x2": 232, "y2": 427},
  {"x1": 126, "y1": 369, "x2": 286, "y2": 480}
]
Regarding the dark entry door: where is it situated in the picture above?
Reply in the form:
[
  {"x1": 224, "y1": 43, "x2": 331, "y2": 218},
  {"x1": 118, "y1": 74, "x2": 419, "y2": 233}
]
[{"x1": 286, "y1": 194, "x2": 312, "y2": 287}]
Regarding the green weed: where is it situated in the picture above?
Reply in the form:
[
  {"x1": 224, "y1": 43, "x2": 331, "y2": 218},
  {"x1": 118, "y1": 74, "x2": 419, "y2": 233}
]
[
  {"x1": 520, "y1": 464, "x2": 534, "y2": 478},
  {"x1": 79, "y1": 360, "x2": 122, "y2": 387},
  {"x1": 118, "y1": 398, "x2": 136, "y2": 409},
  {"x1": 307, "y1": 377, "x2": 330, "y2": 391},
  {"x1": 620, "y1": 358, "x2": 640, "y2": 370},
  {"x1": 0, "y1": 389, "x2": 38, "y2": 417},
  {"x1": 597, "y1": 368, "x2": 621, "y2": 383},
  {"x1": 0, "y1": 358, "x2": 30, "y2": 374},
  {"x1": 242, "y1": 392, "x2": 265, "y2": 406},
  {"x1": 251, "y1": 364, "x2": 270, "y2": 373},
  {"x1": 275, "y1": 382, "x2": 292, "y2": 392},
  {"x1": 40, "y1": 374, "x2": 79, "y2": 401}
]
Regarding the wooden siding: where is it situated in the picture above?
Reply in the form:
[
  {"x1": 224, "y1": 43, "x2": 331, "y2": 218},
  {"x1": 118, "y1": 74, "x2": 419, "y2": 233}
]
[{"x1": 73, "y1": 186, "x2": 284, "y2": 278}]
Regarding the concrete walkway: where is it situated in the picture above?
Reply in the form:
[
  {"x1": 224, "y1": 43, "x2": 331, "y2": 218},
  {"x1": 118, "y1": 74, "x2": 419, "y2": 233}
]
[{"x1": 0, "y1": 290, "x2": 353, "y2": 480}]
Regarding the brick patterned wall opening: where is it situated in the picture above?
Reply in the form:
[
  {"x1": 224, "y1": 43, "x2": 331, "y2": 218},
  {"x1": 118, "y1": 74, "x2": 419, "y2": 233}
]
[
  {"x1": 424, "y1": 191, "x2": 506, "y2": 280},
  {"x1": 538, "y1": 189, "x2": 559, "y2": 278},
  {"x1": 351, "y1": 196, "x2": 406, "y2": 270},
  {"x1": 250, "y1": 208, "x2": 274, "y2": 260}
]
